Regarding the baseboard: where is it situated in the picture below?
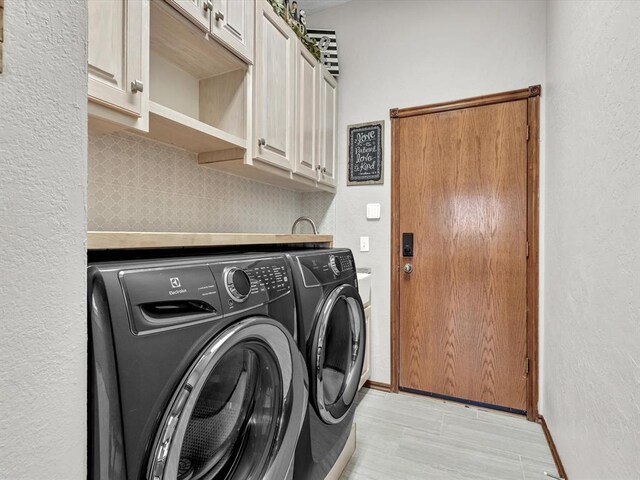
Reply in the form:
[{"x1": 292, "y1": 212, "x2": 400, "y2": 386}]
[
  {"x1": 363, "y1": 380, "x2": 391, "y2": 392},
  {"x1": 538, "y1": 415, "x2": 568, "y2": 480}
]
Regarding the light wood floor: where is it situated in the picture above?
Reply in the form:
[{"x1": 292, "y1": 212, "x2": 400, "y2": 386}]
[{"x1": 340, "y1": 388, "x2": 559, "y2": 480}]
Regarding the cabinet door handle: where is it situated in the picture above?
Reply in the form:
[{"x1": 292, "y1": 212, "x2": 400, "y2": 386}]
[
  {"x1": 203, "y1": 0, "x2": 213, "y2": 11},
  {"x1": 215, "y1": 10, "x2": 225, "y2": 21},
  {"x1": 258, "y1": 138, "x2": 266, "y2": 147},
  {"x1": 315, "y1": 165, "x2": 322, "y2": 171},
  {"x1": 322, "y1": 167, "x2": 327, "y2": 173},
  {"x1": 131, "y1": 80, "x2": 144, "y2": 94}
]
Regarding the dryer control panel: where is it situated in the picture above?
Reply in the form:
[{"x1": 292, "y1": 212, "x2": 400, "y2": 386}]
[{"x1": 295, "y1": 250, "x2": 356, "y2": 288}]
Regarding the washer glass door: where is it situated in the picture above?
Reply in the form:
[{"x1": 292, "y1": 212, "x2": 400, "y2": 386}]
[
  {"x1": 313, "y1": 284, "x2": 366, "y2": 425},
  {"x1": 148, "y1": 317, "x2": 306, "y2": 480}
]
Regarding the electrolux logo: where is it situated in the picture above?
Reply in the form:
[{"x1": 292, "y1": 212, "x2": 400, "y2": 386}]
[{"x1": 170, "y1": 277, "x2": 181, "y2": 288}]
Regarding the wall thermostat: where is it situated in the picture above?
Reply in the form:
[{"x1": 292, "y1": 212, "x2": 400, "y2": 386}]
[{"x1": 366, "y1": 203, "x2": 381, "y2": 220}]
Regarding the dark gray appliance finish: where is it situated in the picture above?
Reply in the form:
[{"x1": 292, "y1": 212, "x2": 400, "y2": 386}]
[
  {"x1": 285, "y1": 249, "x2": 366, "y2": 480},
  {"x1": 88, "y1": 253, "x2": 308, "y2": 480}
]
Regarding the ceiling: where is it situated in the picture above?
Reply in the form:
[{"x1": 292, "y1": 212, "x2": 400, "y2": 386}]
[{"x1": 299, "y1": 0, "x2": 353, "y2": 15}]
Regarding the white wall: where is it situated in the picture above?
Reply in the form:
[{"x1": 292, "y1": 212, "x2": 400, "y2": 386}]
[
  {"x1": 310, "y1": 0, "x2": 546, "y2": 384},
  {"x1": 544, "y1": 1, "x2": 640, "y2": 477},
  {"x1": 0, "y1": 1, "x2": 88, "y2": 479}
]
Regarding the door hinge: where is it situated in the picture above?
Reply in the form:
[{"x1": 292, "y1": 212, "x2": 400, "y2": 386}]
[
  {"x1": 526, "y1": 241, "x2": 530, "y2": 258},
  {"x1": 524, "y1": 357, "x2": 530, "y2": 376},
  {"x1": 526, "y1": 125, "x2": 530, "y2": 141}
]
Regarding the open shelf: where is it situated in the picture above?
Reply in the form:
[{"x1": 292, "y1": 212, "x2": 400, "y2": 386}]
[
  {"x1": 141, "y1": 0, "x2": 249, "y2": 155},
  {"x1": 150, "y1": 0, "x2": 244, "y2": 79},
  {"x1": 142, "y1": 101, "x2": 246, "y2": 153}
]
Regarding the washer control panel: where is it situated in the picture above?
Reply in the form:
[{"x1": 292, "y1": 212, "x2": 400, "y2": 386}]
[
  {"x1": 296, "y1": 250, "x2": 356, "y2": 287},
  {"x1": 224, "y1": 267, "x2": 252, "y2": 303},
  {"x1": 210, "y1": 256, "x2": 292, "y2": 314},
  {"x1": 247, "y1": 263, "x2": 290, "y2": 297}
]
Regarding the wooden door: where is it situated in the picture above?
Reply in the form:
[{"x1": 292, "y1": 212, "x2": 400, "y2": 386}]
[
  {"x1": 318, "y1": 66, "x2": 337, "y2": 187},
  {"x1": 253, "y1": 0, "x2": 295, "y2": 171},
  {"x1": 397, "y1": 100, "x2": 528, "y2": 411},
  {"x1": 88, "y1": 0, "x2": 146, "y2": 117},
  {"x1": 166, "y1": 0, "x2": 210, "y2": 31},
  {"x1": 294, "y1": 41, "x2": 319, "y2": 180},
  {"x1": 211, "y1": 0, "x2": 254, "y2": 64}
]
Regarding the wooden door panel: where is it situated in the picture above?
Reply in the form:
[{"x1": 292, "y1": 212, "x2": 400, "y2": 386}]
[
  {"x1": 295, "y1": 44, "x2": 318, "y2": 179},
  {"x1": 166, "y1": 0, "x2": 210, "y2": 31},
  {"x1": 319, "y1": 67, "x2": 337, "y2": 186},
  {"x1": 88, "y1": 0, "x2": 144, "y2": 117},
  {"x1": 253, "y1": 1, "x2": 294, "y2": 171},
  {"x1": 212, "y1": 0, "x2": 253, "y2": 63},
  {"x1": 398, "y1": 100, "x2": 528, "y2": 411},
  {"x1": 263, "y1": 18, "x2": 288, "y2": 155}
]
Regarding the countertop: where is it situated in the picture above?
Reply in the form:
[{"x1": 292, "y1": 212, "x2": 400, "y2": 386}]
[{"x1": 87, "y1": 231, "x2": 333, "y2": 250}]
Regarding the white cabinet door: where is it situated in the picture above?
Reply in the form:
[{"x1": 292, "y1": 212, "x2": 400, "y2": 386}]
[
  {"x1": 318, "y1": 66, "x2": 337, "y2": 187},
  {"x1": 166, "y1": 0, "x2": 211, "y2": 31},
  {"x1": 88, "y1": 0, "x2": 147, "y2": 117},
  {"x1": 294, "y1": 41, "x2": 319, "y2": 180},
  {"x1": 210, "y1": 0, "x2": 254, "y2": 64},
  {"x1": 253, "y1": 0, "x2": 295, "y2": 171}
]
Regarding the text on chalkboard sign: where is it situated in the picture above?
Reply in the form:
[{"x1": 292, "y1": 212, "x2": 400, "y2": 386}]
[{"x1": 348, "y1": 121, "x2": 384, "y2": 185}]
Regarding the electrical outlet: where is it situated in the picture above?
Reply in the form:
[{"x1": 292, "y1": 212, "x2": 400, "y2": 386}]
[{"x1": 360, "y1": 236, "x2": 370, "y2": 252}]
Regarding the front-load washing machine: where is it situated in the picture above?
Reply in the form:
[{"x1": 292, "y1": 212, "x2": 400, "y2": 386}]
[
  {"x1": 88, "y1": 252, "x2": 307, "y2": 480},
  {"x1": 285, "y1": 249, "x2": 366, "y2": 480}
]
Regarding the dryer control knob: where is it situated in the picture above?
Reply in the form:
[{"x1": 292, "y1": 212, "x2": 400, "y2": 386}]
[
  {"x1": 224, "y1": 267, "x2": 252, "y2": 303},
  {"x1": 329, "y1": 255, "x2": 341, "y2": 276}
]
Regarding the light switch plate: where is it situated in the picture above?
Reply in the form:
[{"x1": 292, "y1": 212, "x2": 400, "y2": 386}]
[
  {"x1": 366, "y1": 203, "x2": 381, "y2": 220},
  {"x1": 360, "y1": 236, "x2": 370, "y2": 252}
]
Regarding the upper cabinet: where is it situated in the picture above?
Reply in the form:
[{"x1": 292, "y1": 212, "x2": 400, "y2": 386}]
[
  {"x1": 145, "y1": 0, "x2": 249, "y2": 154},
  {"x1": 88, "y1": 0, "x2": 149, "y2": 132},
  {"x1": 211, "y1": 0, "x2": 254, "y2": 63},
  {"x1": 294, "y1": 40, "x2": 320, "y2": 181},
  {"x1": 253, "y1": 0, "x2": 296, "y2": 172},
  {"x1": 197, "y1": 0, "x2": 340, "y2": 192},
  {"x1": 88, "y1": 0, "x2": 338, "y2": 192},
  {"x1": 167, "y1": 0, "x2": 253, "y2": 64},
  {"x1": 165, "y1": 0, "x2": 210, "y2": 31},
  {"x1": 318, "y1": 66, "x2": 337, "y2": 187}
]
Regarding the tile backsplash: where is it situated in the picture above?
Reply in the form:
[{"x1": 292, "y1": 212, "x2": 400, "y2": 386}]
[{"x1": 89, "y1": 132, "x2": 335, "y2": 234}]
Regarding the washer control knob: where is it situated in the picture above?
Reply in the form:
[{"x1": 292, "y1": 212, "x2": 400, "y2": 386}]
[
  {"x1": 224, "y1": 267, "x2": 252, "y2": 303},
  {"x1": 329, "y1": 255, "x2": 341, "y2": 276}
]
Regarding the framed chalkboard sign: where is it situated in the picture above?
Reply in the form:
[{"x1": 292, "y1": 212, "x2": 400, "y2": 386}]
[{"x1": 347, "y1": 121, "x2": 384, "y2": 185}]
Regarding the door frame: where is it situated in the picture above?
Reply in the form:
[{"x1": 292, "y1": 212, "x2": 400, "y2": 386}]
[{"x1": 389, "y1": 85, "x2": 541, "y2": 421}]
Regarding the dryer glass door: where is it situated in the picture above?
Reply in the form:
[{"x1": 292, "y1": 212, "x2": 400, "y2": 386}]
[
  {"x1": 148, "y1": 317, "x2": 307, "y2": 480},
  {"x1": 313, "y1": 284, "x2": 366, "y2": 425}
]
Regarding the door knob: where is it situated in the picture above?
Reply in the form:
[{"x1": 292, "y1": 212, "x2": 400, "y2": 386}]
[{"x1": 403, "y1": 263, "x2": 413, "y2": 274}]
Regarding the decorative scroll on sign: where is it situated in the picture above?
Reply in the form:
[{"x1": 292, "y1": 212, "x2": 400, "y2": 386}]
[{"x1": 347, "y1": 121, "x2": 384, "y2": 185}]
